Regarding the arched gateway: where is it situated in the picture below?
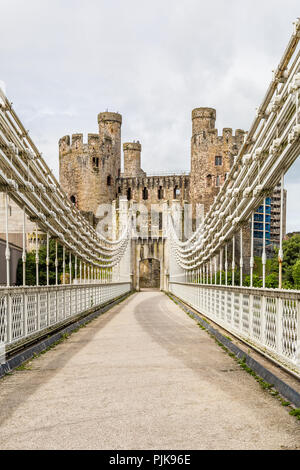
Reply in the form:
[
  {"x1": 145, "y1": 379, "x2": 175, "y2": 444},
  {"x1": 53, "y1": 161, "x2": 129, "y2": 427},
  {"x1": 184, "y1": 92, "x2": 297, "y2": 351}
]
[{"x1": 139, "y1": 258, "x2": 160, "y2": 289}]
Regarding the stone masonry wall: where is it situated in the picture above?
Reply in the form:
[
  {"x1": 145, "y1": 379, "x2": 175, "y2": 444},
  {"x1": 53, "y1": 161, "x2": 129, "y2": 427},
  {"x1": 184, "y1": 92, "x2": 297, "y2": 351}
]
[{"x1": 189, "y1": 107, "x2": 245, "y2": 217}]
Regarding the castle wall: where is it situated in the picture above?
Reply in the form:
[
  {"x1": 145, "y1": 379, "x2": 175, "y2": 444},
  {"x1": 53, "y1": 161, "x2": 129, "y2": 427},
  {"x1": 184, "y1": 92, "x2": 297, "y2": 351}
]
[{"x1": 117, "y1": 174, "x2": 190, "y2": 210}]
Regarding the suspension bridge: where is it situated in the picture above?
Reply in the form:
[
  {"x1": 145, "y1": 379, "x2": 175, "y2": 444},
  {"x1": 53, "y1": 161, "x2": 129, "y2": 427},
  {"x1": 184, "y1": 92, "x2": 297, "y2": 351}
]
[{"x1": 0, "y1": 20, "x2": 300, "y2": 449}]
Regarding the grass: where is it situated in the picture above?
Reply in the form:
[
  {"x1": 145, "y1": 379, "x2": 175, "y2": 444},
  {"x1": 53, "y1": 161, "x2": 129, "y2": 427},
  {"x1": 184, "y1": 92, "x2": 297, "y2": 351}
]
[{"x1": 289, "y1": 408, "x2": 300, "y2": 420}]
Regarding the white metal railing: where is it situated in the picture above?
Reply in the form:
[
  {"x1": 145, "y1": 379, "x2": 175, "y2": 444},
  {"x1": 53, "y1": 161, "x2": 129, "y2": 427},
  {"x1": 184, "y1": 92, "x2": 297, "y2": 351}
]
[
  {"x1": 0, "y1": 282, "x2": 131, "y2": 349},
  {"x1": 169, "y1": 282, "x2": 300, "y2": 375}
]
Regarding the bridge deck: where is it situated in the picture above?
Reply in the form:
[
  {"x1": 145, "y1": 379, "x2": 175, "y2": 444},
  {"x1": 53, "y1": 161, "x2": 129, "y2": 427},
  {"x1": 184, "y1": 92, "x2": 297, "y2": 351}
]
[{"x1": 0, "y1": 291, "x2": 299, "y2": 450}]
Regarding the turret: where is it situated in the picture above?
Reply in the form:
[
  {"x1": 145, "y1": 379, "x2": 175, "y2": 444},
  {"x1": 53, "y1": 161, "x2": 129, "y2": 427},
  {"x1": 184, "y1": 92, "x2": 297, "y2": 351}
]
[
  {"x1": 123, "y1": 141, "x2": 145, "y2": 177},
  {"x1": 192, "y1": 107, "x2": 216, "y2": 135},
  {"x1": 98, "y1": 112, "x2": 122, "y2": 171}
]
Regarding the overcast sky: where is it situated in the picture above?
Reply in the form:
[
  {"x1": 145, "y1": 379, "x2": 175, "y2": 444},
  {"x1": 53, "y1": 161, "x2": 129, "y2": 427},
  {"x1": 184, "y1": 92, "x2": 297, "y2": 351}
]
[{"x1": 1, "y1": 0, "x2": 300, "y2": 232}]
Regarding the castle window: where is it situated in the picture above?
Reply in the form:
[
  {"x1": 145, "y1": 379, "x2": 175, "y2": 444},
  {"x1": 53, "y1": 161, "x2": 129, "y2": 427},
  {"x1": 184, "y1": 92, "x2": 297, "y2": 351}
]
[
  {"x1": 127, "y1": 188, "x2": 132, "y2": 200},
  {"x1": 118, "y1": 186, "x2": 121, "y2": 194},
  {"x1": 92, "y1": 157, "x2": 99, "y2": 169},
  {"x1": 70, "y1": 195, "x2": 77, "y2": 206},
  {"x1": 216, "y1": 175, "x2": 221, "y2": 187},
  {"x1": 107, "y1": 175, "x2": 112, "y2": 186},
  {"x1": 215, "y1": 156, "x2": 222, "y2": 166},
  {"x1": 159, "y1": 212, "x2": 163, "y2": 230},
  {"x1": 206, "y1": 175, "x2": 212, "y2": 187},
  {"x1": 158, "y1": 186, "x2": 163, "y2": 200},
  {"x1": 173, "y1": 186, "x2": 180, "y2": 199},
  {"x1": 142, "y1": 187, "x2": 148, "y2": 200}
]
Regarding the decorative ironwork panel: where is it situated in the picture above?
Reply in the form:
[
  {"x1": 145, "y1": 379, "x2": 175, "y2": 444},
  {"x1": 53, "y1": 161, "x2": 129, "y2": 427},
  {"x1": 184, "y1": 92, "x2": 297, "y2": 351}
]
[
  {"x1": 11, "y1": 294, "x2": 23, "y2": 340},
  {"x1": 282, "y1": 299, "x2": 298, "y2": 360},
  {"x1": 241, "y1": 294, "x2": 250, "y2": 334},
  {"x1": 39, "y1": 293, "x2": 48, "y2": 330},
  {"x1": 0, "y1": 295, "x2": 7, "y2": 343},
  {"x1": 252, "y1": 295, "x2": 262, "y2": 340},
  {"x1": 233, "y1": 293, "x2": 240, "y2": 329},
  {"x1": 27, "y1": 294, "x2": 38, "y2": 333},
  {"x1": 49, "y1": 292, "x2": 57, "y2": 325},
  {"x1": 57, "y1": 291, "x2": 64, "y2": 321},
  {"x1": 265, "y1": 297, "x2": 277, "y2": 350},
  {"x1": 220, "y1": 291, "x2": 225, "y2": 321}
]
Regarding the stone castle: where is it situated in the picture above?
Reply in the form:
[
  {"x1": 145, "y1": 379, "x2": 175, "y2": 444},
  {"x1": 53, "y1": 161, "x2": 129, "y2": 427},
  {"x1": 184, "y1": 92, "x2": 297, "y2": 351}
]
[
  {"x1": 59, "y1": 107, "x2": 249, "y2": 288},
  {"x1": 59, "y1": 107, "x2": 246, "y2": 219}
]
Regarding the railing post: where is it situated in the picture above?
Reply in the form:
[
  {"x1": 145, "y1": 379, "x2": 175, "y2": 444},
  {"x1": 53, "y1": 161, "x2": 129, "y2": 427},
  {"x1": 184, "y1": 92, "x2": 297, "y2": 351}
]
[
  {"x1": 37, "y1": 291, "x2": 41, "y2": 331},
  {"x1": 47, "y1": 288, "x2": 50, "y2": 327},
  {"x1": 35, "y1": 224, "x2": 39, "y2": 287},
  {"x1": 24, "y1": 292, "x2": 28, "y2": 338},
  {"x1": 55, "y1": 241, "x2": 58, "y2": 285},
  {"x1": 7, "y1": 294, "x2": 12, "y2": 345},
  {"x1": 22, "y1": 206, "x2": 26, "y2": 286},
  {"x1": 240, "y1": 228, "x2": 243, "y2": 287},
  {"x1": 250, "y1": 214, "x2": 254, "y2": 288},
  {"x1": 278, "y1": 174, "x2": 284, "y2": 289},
  {"x1": 296, "y1": 299, "x2": 300, "y2": 368},
  {"x1": 69, "y1": 252, "x2": 72, "y2": 285},
  {"x1": 46, "y1": 232, "x2": 50, "y2": 286},
  {"x1": 261, "y1": 294, "x2": 266, "y2": 346},
  {"x1": 262, "y1": 198, "x2": 266, "y2": 289},
  {"x1": 62, "y1": 246, "x2": 66, "y2": 285},
  {"x1": 5, "y1": 192, "x2": 10, "y2": 287},
  {"x1": 232, "y1": 235, "x2": 235, "y2": 286},
  {"x1": 220, "y1": 249, "x2": 222, "y2": 285},
  {"x1": 225, "y1": 244, "x2": 228, "y2": 286},
  {"x1": 214, "y1": 257, "x2": 217, "y2": 285}
]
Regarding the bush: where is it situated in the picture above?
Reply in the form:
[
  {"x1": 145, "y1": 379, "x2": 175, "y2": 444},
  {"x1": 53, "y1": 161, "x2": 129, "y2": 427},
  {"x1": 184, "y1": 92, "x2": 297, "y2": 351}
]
[
  {"x1": 292, "y1": 259, "x2": 300, "y2": 289},
  {"x1": 265, "y1": 273, "x2": 278, "y2": 289}
]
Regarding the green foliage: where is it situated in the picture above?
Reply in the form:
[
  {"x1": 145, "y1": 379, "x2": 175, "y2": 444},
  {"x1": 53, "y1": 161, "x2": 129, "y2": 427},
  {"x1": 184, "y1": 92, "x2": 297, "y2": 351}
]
[
  {"x1": 250, "y1": 235, "x2": 300, "y2": 290},
  {"x1": 214, "y1": 269, "x2": 240, "y2": 286},
  {"x1": 243, "y1": 274, "x2": 262, "y2": 288},
  {"x1": 265, "y1": 273, "x2": 279, "y2": 289},
  {"x1": 16, "y1": 240, "x2": 75, "y2": 286},
  {"x1": 292, "y1": 259, "x2": 300, "y2": 289},
  {"x1": 289, "y1": 408, "x2": 300, "y2": 420}
]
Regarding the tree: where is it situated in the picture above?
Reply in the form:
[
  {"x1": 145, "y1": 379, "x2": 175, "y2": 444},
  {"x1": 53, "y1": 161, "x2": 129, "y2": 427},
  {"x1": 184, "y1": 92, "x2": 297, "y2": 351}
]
[
  {"x1": 16, "y1": 240, "x2": 75, "y2": 286},
  {"x1": 265, "y1": 273, "x2": 278, "y2": 289},
  {"x1": 244, "y1": 274, "x2": 262, "y2": 288},
  {"x1": 292, "y1": 259, "x2": 300, "y2": 289}
]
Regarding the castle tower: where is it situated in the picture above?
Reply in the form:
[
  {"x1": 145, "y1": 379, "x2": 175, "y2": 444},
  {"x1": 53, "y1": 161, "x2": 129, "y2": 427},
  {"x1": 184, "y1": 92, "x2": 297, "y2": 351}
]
[
  {"x1": 123, "y1": 141, "x2": 145, "y2": 177},
  {"x1": 59, "y1": 111, "x2": 122, "y2": 223},
  {"x1": 190, "y1": 107, "x2": 244, "y2": 221}
]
